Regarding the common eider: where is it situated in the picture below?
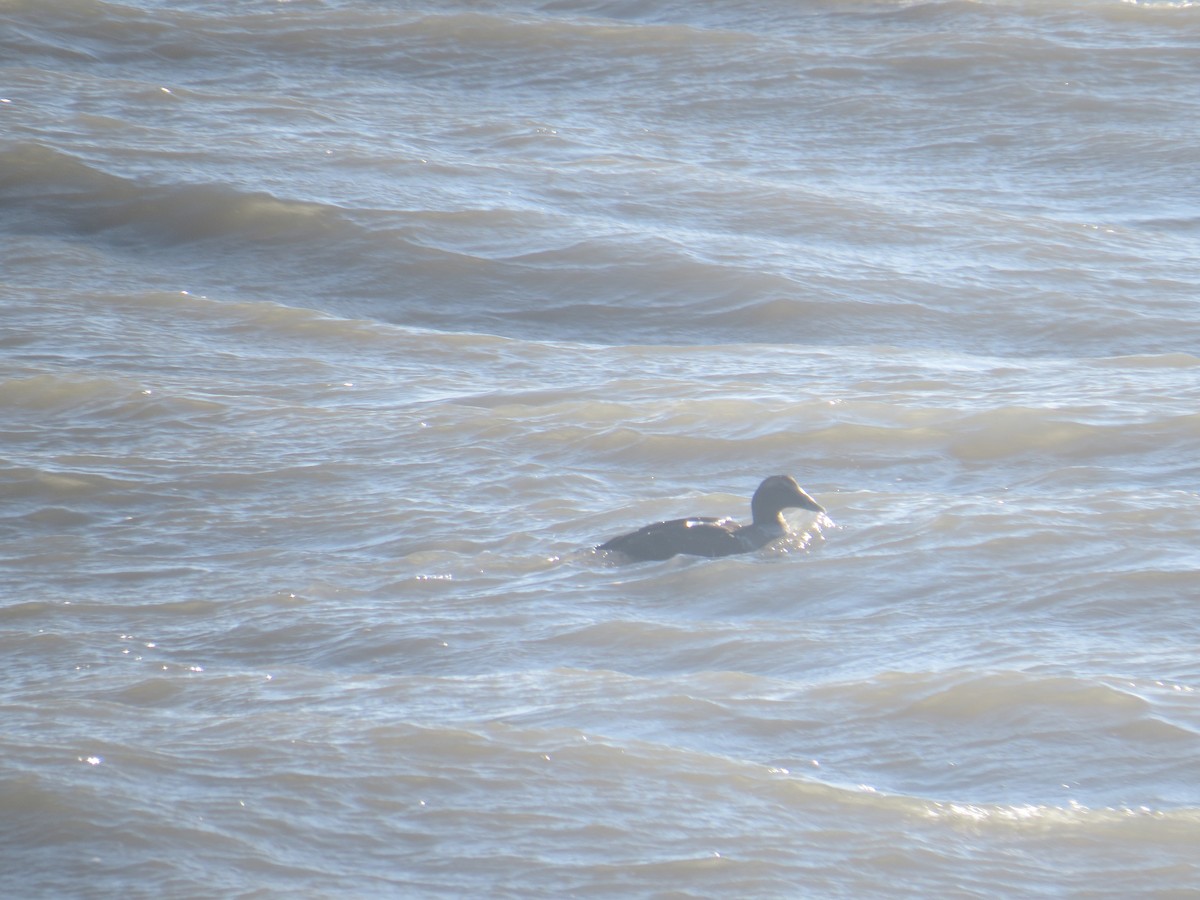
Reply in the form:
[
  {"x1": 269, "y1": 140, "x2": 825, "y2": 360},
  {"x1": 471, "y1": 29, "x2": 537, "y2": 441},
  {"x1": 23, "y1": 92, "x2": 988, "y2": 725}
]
[{"x1": 599, "y1": 475, "x2": 824, "y2": 562}]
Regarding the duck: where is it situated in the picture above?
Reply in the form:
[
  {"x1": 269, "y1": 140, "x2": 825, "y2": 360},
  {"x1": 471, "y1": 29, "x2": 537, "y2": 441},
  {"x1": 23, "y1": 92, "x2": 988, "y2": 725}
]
[{"x1": 598, "y1": 475, "x2": 824, "y2": 562}]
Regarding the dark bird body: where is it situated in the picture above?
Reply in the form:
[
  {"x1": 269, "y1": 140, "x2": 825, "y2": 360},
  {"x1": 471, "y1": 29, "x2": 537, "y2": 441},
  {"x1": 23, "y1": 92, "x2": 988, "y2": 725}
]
[{"x1": 599, "y1": 475, "x2": 824, "y2": 562}]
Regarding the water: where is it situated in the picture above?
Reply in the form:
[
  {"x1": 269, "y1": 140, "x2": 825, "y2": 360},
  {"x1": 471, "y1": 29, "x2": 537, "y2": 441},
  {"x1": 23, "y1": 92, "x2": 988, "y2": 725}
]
[{"x1": 3, "y1": 0, "x2": 1199, "y2": 896}]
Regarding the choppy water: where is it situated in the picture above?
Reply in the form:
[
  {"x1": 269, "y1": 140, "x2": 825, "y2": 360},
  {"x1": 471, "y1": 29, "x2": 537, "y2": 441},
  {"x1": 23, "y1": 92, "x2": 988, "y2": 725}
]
[{"x1": 3, "y1": 0, "x2": 1199, "y2": 896}]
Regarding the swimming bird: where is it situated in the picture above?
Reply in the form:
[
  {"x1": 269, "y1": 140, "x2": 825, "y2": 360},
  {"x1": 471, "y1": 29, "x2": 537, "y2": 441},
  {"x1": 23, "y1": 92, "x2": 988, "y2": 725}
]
[{"x1": 598, "y1": 475, "x2": 824, "y2": 562}]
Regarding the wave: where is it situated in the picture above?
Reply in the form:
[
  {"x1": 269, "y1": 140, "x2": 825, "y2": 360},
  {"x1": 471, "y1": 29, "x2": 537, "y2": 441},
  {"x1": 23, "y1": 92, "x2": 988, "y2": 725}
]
[
  {"x1": 2, "y1": 2, "x2": 750, "y2": 82},
  {"x1": 0, "y1": 143, "x2": 346, "y2": 246}
]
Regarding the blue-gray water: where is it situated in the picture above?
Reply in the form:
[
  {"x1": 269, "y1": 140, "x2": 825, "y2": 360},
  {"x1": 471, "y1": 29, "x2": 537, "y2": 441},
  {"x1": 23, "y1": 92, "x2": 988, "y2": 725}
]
[{"x1": 3, "y1": 0, "x2": 1199, "y2": 896}]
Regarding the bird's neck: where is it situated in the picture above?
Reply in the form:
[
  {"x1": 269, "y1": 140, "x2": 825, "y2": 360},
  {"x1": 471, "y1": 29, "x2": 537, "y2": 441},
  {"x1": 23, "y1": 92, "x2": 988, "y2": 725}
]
[{"x1": 749, "y1": 512, "x2": 786, "y2": 533}]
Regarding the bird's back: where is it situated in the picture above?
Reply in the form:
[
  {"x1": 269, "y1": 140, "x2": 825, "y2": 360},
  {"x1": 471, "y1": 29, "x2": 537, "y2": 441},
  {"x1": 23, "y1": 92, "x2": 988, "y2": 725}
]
[{"x1": 599, "y1": 516, "x2": 747, "y2": 561}]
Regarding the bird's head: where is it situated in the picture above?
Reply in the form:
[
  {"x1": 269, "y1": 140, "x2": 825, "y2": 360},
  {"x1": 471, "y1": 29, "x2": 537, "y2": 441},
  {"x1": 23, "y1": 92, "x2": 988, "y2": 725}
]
[{"x1": 750, "y1": 474, "x2": 824, "y2": 525}]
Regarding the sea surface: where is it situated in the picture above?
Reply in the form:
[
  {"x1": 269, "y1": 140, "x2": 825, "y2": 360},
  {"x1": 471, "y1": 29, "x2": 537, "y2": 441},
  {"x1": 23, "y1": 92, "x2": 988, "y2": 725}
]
[{"x1": 2, "y1": 0, "x2": 1199, "y2": 896}]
